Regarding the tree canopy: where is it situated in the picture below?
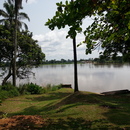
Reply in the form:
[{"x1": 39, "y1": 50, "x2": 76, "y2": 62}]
[
  {"x1": 0, "y1": 25, "x2": 45, "y2": 85},
  {"x1": 0, "y1": 0, "x2": 30, "y2": 30},
  {"x1": 0, "y1": 0, "x2": 45, "y2": 85},
  {"x1": 84, "y1": 0, "x2": 130, "y2": 61},
  {"x1": 46, "y1": 0, "x2": 130, "y2": 61}
]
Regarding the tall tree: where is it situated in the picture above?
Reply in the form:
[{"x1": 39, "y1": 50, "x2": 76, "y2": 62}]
[
  {"x1": 45, "y1": 1, "x2": 86, "y2": 92},
  {"x1": 0, "y1": 0, "x2": 30, "y2": 30},
  {"x1": 12, "y1": 0, "x2": 28, "y2": 86},
  {"x1": 0, "y1": 25, "x2": 45, "y2": 85},
  {"x1": 46, "y1": 0, "x2": 130, "y2": 63},
  {"x1": 0, "y1": 0, "x2": 29, "y2": 86}
]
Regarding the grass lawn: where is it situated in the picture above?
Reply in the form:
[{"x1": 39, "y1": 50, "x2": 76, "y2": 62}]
[{"x1": 0, "y1": 88, "x2": 130, "y2": 129}]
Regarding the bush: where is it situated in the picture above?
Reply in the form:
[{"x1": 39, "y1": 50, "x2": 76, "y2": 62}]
[
  {"x1": 8, "y1": 89, "x2": 20, "y2": 97},
  {"x1": 26, "y1": 83, "x2": 43, "y2": 94},
  {"x1": 0, "y1": 83, "x2": 20, "y2": 101},
  {"x1": 0, "y1": 82, "x2": 14, "y2": 91},
  {"x1": 0, "y1": 90, "x2": 8, "y2": 100}
]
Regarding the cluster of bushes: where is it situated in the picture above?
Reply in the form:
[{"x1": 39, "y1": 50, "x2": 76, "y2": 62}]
[
  {"x1": 18, "y1": 83, "x2": 61, "y2": 95},
  {"x1": 0, "y1": 83, "x2": 62, "y2": 103}
]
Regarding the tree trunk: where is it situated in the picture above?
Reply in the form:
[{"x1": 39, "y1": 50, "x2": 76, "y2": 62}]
[
  {"x1": 73, "y1": 36, "x2": 79, "y2": 92},
  {"x1": 12, "y1": 9, "x2": 18, "y2": 86},
  {"x1": 2, "y1": 65, "x2": 12, "y2": 86}
]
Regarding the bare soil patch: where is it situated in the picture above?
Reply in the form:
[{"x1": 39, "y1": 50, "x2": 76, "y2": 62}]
[{"x1": 0, "y1": 115, "x2": 46, "y2": 130}]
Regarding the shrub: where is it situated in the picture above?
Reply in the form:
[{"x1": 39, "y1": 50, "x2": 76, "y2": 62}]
[
  {"x1": 0, "y1": 83, "x2": 20, "y2": 101},
  {"x1": 0, "y1": 90, "x2": 8, "y2": 100},
  {"x1": 26, "y1": 83, "x2": 43, "y2": 94},
  {"x1": 8, "y1": 89, "x2": 20, "y2": 97}
]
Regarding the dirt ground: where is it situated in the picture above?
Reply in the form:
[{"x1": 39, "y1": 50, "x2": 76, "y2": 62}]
[{"x1": 0, "y1": 115, "x2": 46, "y2": 130}]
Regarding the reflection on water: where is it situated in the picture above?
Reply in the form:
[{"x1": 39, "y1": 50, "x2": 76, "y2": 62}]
[{"x1": 1, "y1": 63, "x2": 130, "y2": 93}]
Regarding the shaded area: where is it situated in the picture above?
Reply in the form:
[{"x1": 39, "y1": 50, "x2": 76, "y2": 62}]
[
  {"x1": 43, "y1": 117, "x2": 121, "y2": 130},
  {"x1": 10, "y1": 92, "x2": 101, "y2": 117},
  {"x1": 0, "y1": 89, "x2": 130, "y2": 128},
  {"x1": 0, "y1": 116, "x2": 121, "y2": 129}
]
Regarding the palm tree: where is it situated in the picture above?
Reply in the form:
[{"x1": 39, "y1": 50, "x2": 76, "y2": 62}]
[
  {"x1": 0, "y1": 0, "x2": 30, "y2": 30},
  {"x1": 13, "y1": 0, "x2": 28, "y2": 86},
  {"x1": 0, "y1": 0, "x2": 29, "y2": 86}
]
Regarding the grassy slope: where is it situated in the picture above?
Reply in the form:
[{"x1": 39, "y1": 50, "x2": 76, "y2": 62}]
[{"x1": 0, "y1": 88, "x2": 130, "y2": 129}]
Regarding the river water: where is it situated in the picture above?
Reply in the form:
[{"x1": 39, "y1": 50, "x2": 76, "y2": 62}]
[{"x1": 1, "y1": 63, "x2": 130, "y2": 93}]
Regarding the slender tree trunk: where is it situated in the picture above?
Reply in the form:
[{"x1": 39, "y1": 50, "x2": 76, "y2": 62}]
[
  {"x1": 2, "y1": 66, "x2": 12, "y2": 86},
  {"x1": 73, "y1": 36, "x2": 79, "y2": 92},
  {"x1": 13, "y1": 10, "x2": 18, "y2": 86}
]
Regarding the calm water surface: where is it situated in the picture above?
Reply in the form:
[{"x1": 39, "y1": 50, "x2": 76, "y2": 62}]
[{"x1": 1, "y1": 63, "x2": 130, "y2": 93}]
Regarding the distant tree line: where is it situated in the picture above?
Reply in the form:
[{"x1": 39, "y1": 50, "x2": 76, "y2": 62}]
[{"x1": 43, "y1": 59, "x2": 74, "y2": 64}]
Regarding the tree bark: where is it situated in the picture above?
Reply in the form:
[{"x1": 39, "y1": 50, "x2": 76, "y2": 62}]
[
  {"x1": 12, "y1": 8, "x2": 18, "y2": 86},
  {"x1": 2, "y1": 65, "x2": 12, "y2": 86},
  {"x1": 73, "y1": 36, "x2": 79, "y2": 92}
]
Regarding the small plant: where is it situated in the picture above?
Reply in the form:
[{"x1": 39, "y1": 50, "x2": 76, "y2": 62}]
[
  {"x1": 51, "y1": 84, "x2": 62, "y2": 91},
  {"x1": 42, "y1": 84, "x2": 62, "y2": 93}
]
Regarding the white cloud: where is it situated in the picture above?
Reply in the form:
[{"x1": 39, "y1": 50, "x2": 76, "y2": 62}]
[{"x1": 33, "y1": 30, "x2": 99, "y2": 60}]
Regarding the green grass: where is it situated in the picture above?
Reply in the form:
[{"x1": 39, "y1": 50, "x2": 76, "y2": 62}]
[{"x1": 0, "y1": 88, "x2": 130, "y2": 129}]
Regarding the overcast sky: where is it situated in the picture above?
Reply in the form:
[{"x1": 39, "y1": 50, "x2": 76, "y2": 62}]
[{"x1": 0, "y1": 0, "x2": 100, "y2": 60}]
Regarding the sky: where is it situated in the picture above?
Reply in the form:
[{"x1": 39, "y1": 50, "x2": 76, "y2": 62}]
[{"x1": 0, "y1": 0, "x2": 100, "y2": 60}]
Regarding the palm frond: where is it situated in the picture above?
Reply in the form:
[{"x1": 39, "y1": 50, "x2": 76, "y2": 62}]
[
  {"x1": 0, "y1": 9, "x2": 8, "y2": 18},
  {"x1": 18, "y1": 12, "x2": 30, "y2": 21},
  {"x1": 17, "y1": 21, "x2": 28, "y2": 30},
  {"x1": 1, "y1": 0, "x2": 29, "y2": 30},
  {"x1": 3, "y1": 1, "x2": 15, "y2": 16}
]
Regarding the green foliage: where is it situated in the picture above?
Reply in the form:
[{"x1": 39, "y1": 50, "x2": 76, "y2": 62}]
[
  {"x1": 46, "y1": 0, "x2": 130, "y2": 61},
  {"x1": 0, "y1": 82, "x2": 15, "y2": 91},
  {"x1": 0, "y1": 0, "x2": 30, "y2": 30},
  {"x1": 84, "y1": 0, "x2": 130, "y2": 61},
  {"x1": 0, "y1": 0, "x2": 45, "y2": 85},
  {"x1": 1, "y1": 89, "x2": 130, "y2": 128},
  {"x1": 18, "y1": 83, "x2": 62, "y2": 95},
  {"x1": 0, "y1": 25, "x2": 45, "y2": 85},
  {"x1": 0, "y1": 91, "x2": 8, "y2": 100},
  {"x1": 26, "y1": 83, "x2": 43, "y2": 94},
  {"x1": 0, "y1": 84, "x2": 20, "y2": 101},
  {"x1": 46, "y1": 0, "x2": 90, "y2": 38}
]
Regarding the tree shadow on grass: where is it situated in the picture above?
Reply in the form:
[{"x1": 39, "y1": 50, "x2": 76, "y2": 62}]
[
  {"x1": 42, "y1": 117, "x2": 121, "y2": 130},
  {"x1": 9, "y1": 91, "x2": 100, "y2": 117},
  {"x1": 6, "y1": 91, "x2": 130, "y2": 128},
  {"x1": 0, "y1": 116, "x2": 121, "y2": 130},
  {"x1": 26, "y1": 91, "x2": 72, "y2": 102},
  {"x1": 101, "y1": 94, "x2": 130, "y2": 126}
]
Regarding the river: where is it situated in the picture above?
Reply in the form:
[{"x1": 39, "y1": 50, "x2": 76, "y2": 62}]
[{"x1": 1, "y1": 63, "x2": 130, "y2": 93}]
